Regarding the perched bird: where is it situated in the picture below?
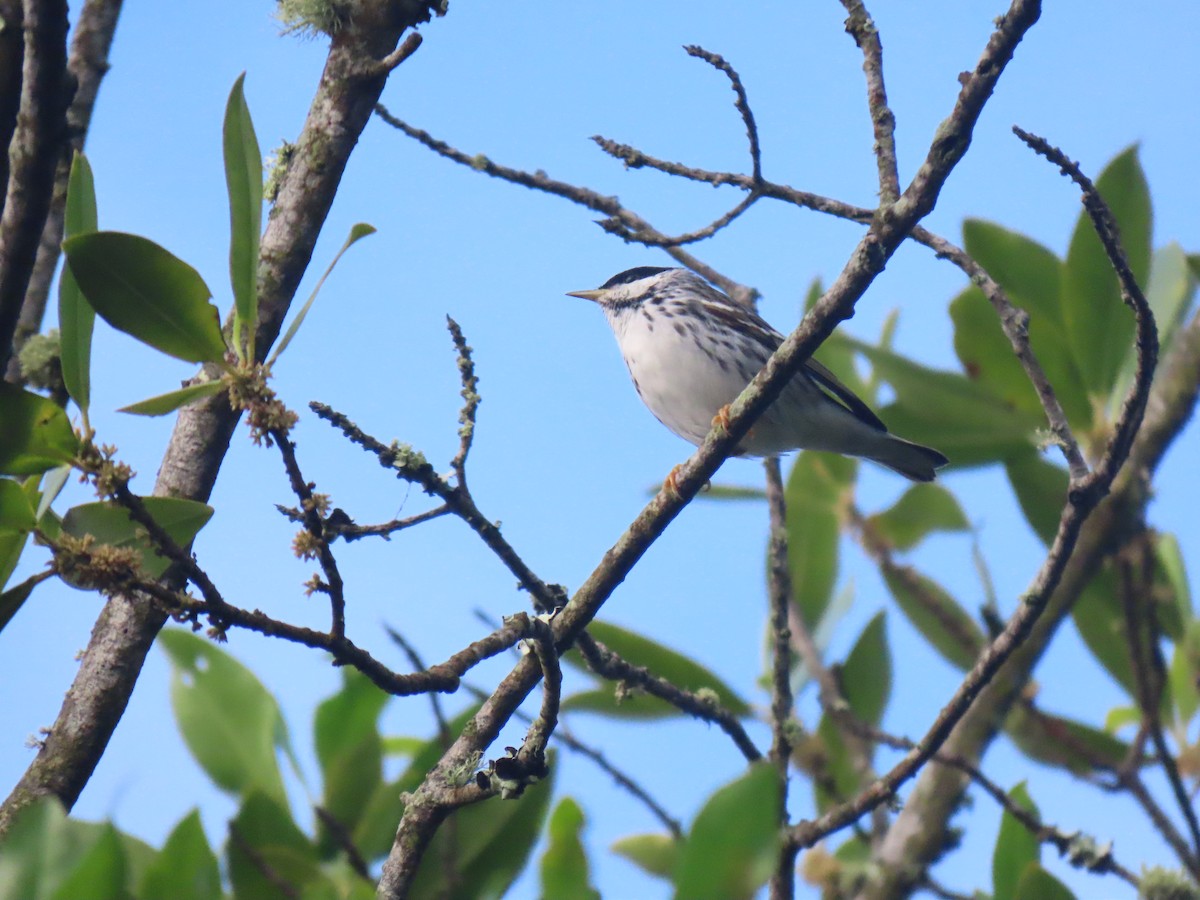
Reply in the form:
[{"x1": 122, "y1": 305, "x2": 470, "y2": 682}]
[{"x1": 567, "y1": 266, "x2": 948, "y2": 482}]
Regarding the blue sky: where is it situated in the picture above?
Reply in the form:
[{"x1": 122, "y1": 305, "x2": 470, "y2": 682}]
[{"x1": 3, "y1": 2, "x2": 1198, "y2": 897}]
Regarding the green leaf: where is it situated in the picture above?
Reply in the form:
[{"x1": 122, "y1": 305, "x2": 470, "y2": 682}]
[
  {"x1": 1072, "y1": 565, "x2": 1144, "y2": 700},
  {"x1": 159, "y1": 629, "x2": 290, "y2": 807},
  {"x1": 0, "y1": 575, "x2": 39, "y2": 633},
  {"x1": 227, "y1": 791, "x2": 324, "y2": 899},
  {"x1": 1004, "y1": 451, "x2": 1067, "y2": 546},
  {"x1": 672, "y1": 763, "x2": 780, "y2": 900},
  {"x1": 1155, "y1": 532, "x2": 1191, "y2": 633},
  {"x1": 612, "y1": 833, "x2": 677, "y2": 881},
  {"x1": 540, "y1": 798, "x2": 601, "y2": 900},
  {"x1": 0, "y1": 797, "x2": 138, "y2": 900},
  {"x1": 693, "y1": 483, "x2": 767, "y2": 502},
  {"x1": 842, "y1": 611, "x2": 891, "y2": 726},
  {"x1": 49, "y1": 824, "x2": 128, "y2": 900},
  {"x1": 866, "y1": 483, "x2": 968, "y2": 551},
  {"x1": 847, "y1": 339, "x2": 1044, "y2": 467},
  {"x1": 409, "y1": 750, "x2": 556, "y2": 900},
  {"x1": 785, "y1": 449, "x2": 855, "y2": 630},
  {"x1": 1108, "y1": 243, "x2": 1197, "y2": 422},
  {"x1": 313, "y1": 669, "x2": 389, "y2": 849},
  {"x1": 62, "y1": 231, "x2": 227, "y2": 365},
  {"x1": 959, "y1": 219, "x2": 1092, "y2": 429},
  {"x1": 881, "y1": 566, "x2": 985, "y2": 671},
  {"x1": 1062, "y1": 145, "x2": 1152, "y2": 397},
  {"x1": 0, "y1": 478, "x2": 37, "y2": 534},
  {"x1": 0, "y1": 384, "x2": 79, "y2": 475},
  {"x1": 353, "y1": 704, "x2": 481, "y2": 860},
  {"x1": 118, "y1": 379, "x2": 226, "y2": 416},
  {"x1": 58, "y1": 152, "x2": 99, "y2": 413},
  {"x1": 1014, "y1": 864, "x2": 1076, "y2": 900},
  {"x1": 224, "y1": 73, "x2": 263, "y2": 364},
  {"x1": 992, "y1": 782, "x2": 1039, "y2": 900},
  {"x1": 561, "y1": 620, "x2": 750, "y2": 719},
  {"x1": 267, "y1": 222, "x2": 375, "y2": 368},
  {"x1": 1005, "y1": 704, "x2": 1128, "y2": 774},
  {"x1": 138, "y1": 810, "x2": 221, "y2": 900},
  {"x1": 62, "y1": 497, "x2": 214, "y2": 581},
  {"x1": 1170, "y1": 620, "x2": 1200, "y2": 729}
]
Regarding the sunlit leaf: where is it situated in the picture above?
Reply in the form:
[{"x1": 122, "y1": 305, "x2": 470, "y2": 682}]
[
  {"x1": 1015, "y1": 863, "x2": 1076, "y2": 900},
  {"x1": 118, "y1": 379, "x2": 226, "y2": 417},
  {"x1": 841, "y1": 611, "x2": 891, "y2": 726},
  {"x1": 59, "y1": 152, "x2": 99, "y2": 413},
  {"x1": 1062, "y1": 146, "x2": 1152, "y2": 398},
  {"x1": 867, "y1": 482, "x2": 968, "y2": 551},
  {"x1": 159, "y1": 630, "x2": 290, "y2": 807},
  {"x1": 992, "y1": 782, "x2": 1039, "y2": 900},
  {"x1": 62, "y1": 497, "x2": 214, "y2": 581},
  {"x1": 672, "y1": 763, "x2": 779, "y2": 900},
  {"x1": 267, "y1": 222, "x2": 375, "y2": 367},
  {"x1": 0, "y1": 478, "x2": 36, "y2": 535},
  {"x1": 612, "y1": 833, "x2": 677, "y2": 881},
  {"x1": 62, "y1": 232, "x2": 227, "y2": 365},
  {"x1": 0, "y1": 384, "x2": 79, "y2": 475},
  {"x1": 540, "y1": 797, "x2": 601, "y2": 900},
  {"x1": 224, "y1": 73, "x2": 263, "y2": 363}
]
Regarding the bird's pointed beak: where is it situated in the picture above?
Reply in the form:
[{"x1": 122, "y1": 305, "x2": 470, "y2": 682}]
[{"x1": 566, "y1": 289, "x2": 604, "y2": 302}]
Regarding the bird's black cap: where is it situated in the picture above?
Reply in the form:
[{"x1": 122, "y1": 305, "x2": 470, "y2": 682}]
[{"x1": 599, "y1": 266, "x2": 675, "y2": 290}]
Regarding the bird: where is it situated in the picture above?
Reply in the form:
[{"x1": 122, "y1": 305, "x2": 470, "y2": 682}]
[{"x1": 566, "y1": 266, "x2": 948, "y2": 482}]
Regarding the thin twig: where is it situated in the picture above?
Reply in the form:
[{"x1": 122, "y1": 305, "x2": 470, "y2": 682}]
[
  {"x1": 684, "y1": 45, "x2": 762, "y2": 182},
  {"x1": 314, "y1": 806, "x2": 372, "y2": 882},
  {"x1": 386, "y1": 626, "x2": 451, "y2": 744},
  {"x1": 446, "y1": 316, "x2": 479, "y2": 487},
  {"x1": 839, "y1": 0, "x2": 901, "y2": 202}
]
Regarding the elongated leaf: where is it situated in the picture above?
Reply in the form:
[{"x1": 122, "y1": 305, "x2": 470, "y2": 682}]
[
  {"x1": 960, "y1": 219, "x2": 1092, "y2": 429},
  {"x1": 785, "y1": 450, "x2": 855, "y2": 629},
  {"x1": 118, "y1": 379, "x2": 225, "y2": 417},
  {"x1": 138, "y1": 810, "x2": 220, "y2": 900},
  {"x1": 227, "y1": 791, "x2": 324, "y2": 899},
  {"x1": 1004, "y1": 450, "x2": 1067, "y2": 545},
  {"x1": 882, "y1": 566, "x2": 985, "y2": 670},
  {"x1": 1108, "y1": 242, "x2": 1197, "y2": 422},
  {"x1": 0, "y1": 478, "x2": 36, "y2": 534},
  {"x1": 0, "y1": 575, "x2": 40, "y2": 634},
  {"x1": 842, "y1": 611, "x2": 891, "y2": 726},
  {"x1": 1170, "y1": 620, "x2": 1200, "y2": 728},
  {"x1": 409, "y1": 750, "x2": 556, "y2": 900},
  {"x1": 867, "y1": 482, "x2": 968, "y2": 551},
  {"x1": 314, "y1": 669, "x2": 389, "y2": 851},
  {"x1": 540, "y1": 798, "x2": 601, "y2": 900},
  {"x1": 353, "y1": 704, "x2": 482, "y2": 859},
  {"x1": 1062, "y1": 146, "x2": 1152, "y2": 397},
  {"x1": 0, "y1": 384, "x2": 79, "y2": 475},
  {"x1": 1015, "y1": 864, "x2": 1076, "y2": 900},
  {"x1": 224, "y1": 73, "x2": 263, "y2": 363},
  {"x1": 561, "y1": 619, "x2": 750, "y2": 718},
  {"x1": 62, "y1": 497, "x2": 213, "y2": 580},
  {"x1": 49, "y1": 824, "x2": 128, "y2": 900},
  {"x1": 268, "y1": 222, "x2": 375, "y2": 367},
  {"x1": 848, "y1": 339, "x2": 1044, "y2": 466},
  {"x1": 1005, "y1": 704, "x2": 1128, "y2": 774},
  {"x1": 159, "y1": 630, "x2": 290, "y2": 807},
  {"x1": 992, "y1": 782, "x2": 1039, "y2": 900},
  {"x1": 62, "y1": 232, "x2": 227, "y2": 364},
  {"x1": 1072, "y1": 565, "x2": 1141, "y2": 700},
  {"x1": 612, "y1": 833, "x2": 677, "y2": 880},
  {"x1": 59, "y1": 152, "x2": 99, "y2": 412},
  {"x1": 672, "y1": 763, "x2": 779, "y2": 900}
]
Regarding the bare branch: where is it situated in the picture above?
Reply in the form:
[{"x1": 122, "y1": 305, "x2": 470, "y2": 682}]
[
  {"x1": 446, "y1": 316, "x2": 479, "y2": 485},
  {"x1": 839, "y1": 0, "x2": 900, "y2": 202},
  {"x1": 684, "y1": 44, "x2": 762, "y2": 181}
]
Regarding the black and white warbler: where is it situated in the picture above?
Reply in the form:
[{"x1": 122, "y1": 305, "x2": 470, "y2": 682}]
[{"x1": 567, "y1": 266, "x2": 948, "y2": 482}]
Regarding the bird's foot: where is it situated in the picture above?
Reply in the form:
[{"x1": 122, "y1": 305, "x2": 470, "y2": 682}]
[
  {"x1": 711, "y1": 404, "x2": 733, "y2": 433},
  {"x1": 662, "y1": 464, "x2": 685, "y2": 497}
]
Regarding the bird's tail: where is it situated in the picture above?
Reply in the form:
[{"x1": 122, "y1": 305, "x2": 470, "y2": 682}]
[{"x1": 867, "y1": 435, "x2": 949, "y2": 482}]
